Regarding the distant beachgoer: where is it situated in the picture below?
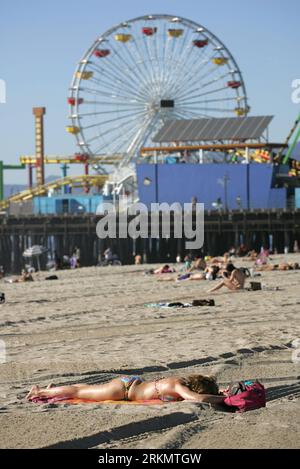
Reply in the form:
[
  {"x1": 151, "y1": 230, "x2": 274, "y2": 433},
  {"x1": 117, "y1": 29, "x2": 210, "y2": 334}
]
[
  {"x1": 229, "y1": 246, "x2": 236, "y2": 256},
  {"x1": 54, "y1": 251, "x2": 61, "y2": 270},
  {"x1": 207, "y1": 253, "x2": 230, "y2": 268},
  {"x1": 208, "y1": 263, "x2": 246, "y2": 293},
  {"x1": 183, "y1": 255, "x2": 192, "y2": 270},
  {"x1": 70, "y1": 256, "x2": 78, "y2": 269},
  {"x1": 26, "y1": 374, "x2": 225, "y2": 405},
  {"x1": 237, "y1": 244, "x2": 247, "y2": 257},
  {"x1": 255, "y1": 248, "x2": 269, "y2": 266},
  {"x1": 73, "y1": 246, "x2": 81, "y2": 266},
  {"x1": 293, "y1": 240, "x2": 300, "y2": 254},
  {"x1": 178, "y1": 265, "x2": 219, "y2": 281},
  {"x1": 255, "y1": 263, "x2": 277, "y2": 271},
  {"x1": 104, "y1": 247, "x2": 113, "y2": 262},
  {"x1": 135, "y1": 254, "x2": 142, "y2": 265},
  {"x1": 62, "y1": 255, "x2": 70, "y2": 268},
  {"x1": 154, "y1": 265, "x2": 175, "y2": 274},
  {"x1": 188, "y1": 256, "x2": 206, "y2": 272},
  {"x1": 159, "y1": 265, "x2": 219, "y2": 282},
  {"x1": 256, "y1": 262, "x2": 299, "y2": 272},
  {"x1": 5, "y1": 270, "x2": 34, "y2": 283},
  {"x1": 246, "y1": 250, "x2": 258, "y2": 261},
  {"x1": 0, "y1": 266, "x2": 4, "y2": 279}
]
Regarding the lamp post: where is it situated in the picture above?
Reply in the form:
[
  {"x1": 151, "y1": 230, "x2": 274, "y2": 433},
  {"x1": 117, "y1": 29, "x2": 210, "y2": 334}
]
[
  {"x1": 236, "y1": 195, "x2": 242, "y2": 210},
  {"x1": 223, "y1": 173, "x2": 230, "y2": 211}
]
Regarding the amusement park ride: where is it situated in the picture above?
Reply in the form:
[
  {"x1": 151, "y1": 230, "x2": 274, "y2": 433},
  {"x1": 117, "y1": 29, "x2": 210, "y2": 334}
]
[{"x1": 0, "y1": 14, "x2": 299, "y2": 212}]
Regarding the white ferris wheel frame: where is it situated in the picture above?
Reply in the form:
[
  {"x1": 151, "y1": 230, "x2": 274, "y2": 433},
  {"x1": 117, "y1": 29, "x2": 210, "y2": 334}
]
[{"x1": 68, "y1": 14, "x2": 249, "y2": 168}]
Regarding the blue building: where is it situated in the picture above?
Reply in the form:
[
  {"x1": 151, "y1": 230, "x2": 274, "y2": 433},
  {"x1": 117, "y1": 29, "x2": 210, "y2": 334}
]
[
  {"x1": 137, "y1": 163, "x2": 287, "y2": 210},
  {"x1": 33, "y1": 194, "x2": 112, "y2": 215}
]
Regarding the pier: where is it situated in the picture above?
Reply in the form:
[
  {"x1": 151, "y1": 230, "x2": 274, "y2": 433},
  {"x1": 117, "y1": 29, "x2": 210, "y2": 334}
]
[{"x1": 0, "y1": 210, "x2": 299, "y2": 273}]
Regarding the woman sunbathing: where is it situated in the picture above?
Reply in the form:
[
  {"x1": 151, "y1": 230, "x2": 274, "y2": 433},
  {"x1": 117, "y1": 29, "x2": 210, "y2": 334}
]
[
  {"x1": 26, "y1": 374, "x2": 225, "y2": 405},
  {"x1": 5, "y1": 270, "x2": 34, "y2": 283},
  {"x1": 256, "y1": 262, "x2": 299, "y2": 272},
  {"x1": 158, "y1": 266, "x2": 220, "y2": 282},
  {"x1": 179, "y1": 265, "x2": 220, "y2": 281},
  {"x1": 145, "y1": 265, "x2": 176, "y2": 275}
]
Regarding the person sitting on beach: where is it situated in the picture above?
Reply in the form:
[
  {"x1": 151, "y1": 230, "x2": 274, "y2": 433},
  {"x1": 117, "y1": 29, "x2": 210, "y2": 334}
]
[
  {"x1": 237, "y1": 244, "x2": 248, "y2": 257},
  {"x1": 208, "y1": 263, "x2": 246, "y2": 293},
  {"x1": 188, "y1": 256, "x2": 207, "y2": 273},
  {"x1": 26, "y1": 374, "x2": 225, "y2": 405},
  {"x1": 246, "y1": 250, "x2": 258, "y2": 261},
  {"x1": 255, "y1": 248, "x2": 269, "y2": 265},
  {"x1": 183, "y1": 255, "x2": 192, "y2": 271},
  {"x1": 207, "y1": 253, "x2": 230, "y2": 269}
]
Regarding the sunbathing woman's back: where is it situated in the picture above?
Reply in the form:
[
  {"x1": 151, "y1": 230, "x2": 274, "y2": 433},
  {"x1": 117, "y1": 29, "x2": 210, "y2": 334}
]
[{"x1": 130, "y1": 377, "x2": 182, "y2": 401}]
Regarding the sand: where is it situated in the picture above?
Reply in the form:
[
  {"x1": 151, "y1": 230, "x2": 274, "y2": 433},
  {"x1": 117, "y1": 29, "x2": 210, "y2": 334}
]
[{"x1": 0, "y1": 254, "x2": 300, "y2": 449}]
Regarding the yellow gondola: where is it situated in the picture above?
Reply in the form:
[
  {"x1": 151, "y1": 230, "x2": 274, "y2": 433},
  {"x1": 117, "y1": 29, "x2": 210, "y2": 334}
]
[
  {"x1": 66, "y1": 126, "x2": 80, "y2": 135},
  {"x1": 76, "y1": 71, "x2": 94, "y2": 80},
  {"x1": 114, "y1": 33, "x2": 132, "y2": 42},
  {"x1": 168, "y1": 29, "x2": 183, "y2": 38},
  {"x1": 234, "y1": 108, "x2": 248, "y2": 116},
  {"x1": 212, "y1": 57, "x2": 228, "y2": 65}
]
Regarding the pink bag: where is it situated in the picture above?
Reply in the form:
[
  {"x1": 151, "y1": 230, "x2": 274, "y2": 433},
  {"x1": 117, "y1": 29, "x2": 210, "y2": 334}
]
[{"x1": 223, "y1": 380, "x2": 266, "y2": 413}]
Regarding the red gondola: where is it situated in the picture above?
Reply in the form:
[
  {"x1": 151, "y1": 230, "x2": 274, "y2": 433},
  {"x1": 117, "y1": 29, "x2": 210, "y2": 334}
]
[
  {"x1": 93, "y1": 49, "x2": 110, "y2": 58},
  {"x1": 74, "y1": 153, "x2": 89, "y2": 162},
  {"x1": 142, "y1": 27, "x2": 157, "y2": 36},
  {"x1": 227, "y1": 80, "x2": 241, "y2": 89},
  {"x1": 67, "y1": 97, "x2": 84, "y2": 106},
  {"x1": 193, "y1": 39, "x2": 208, "y2": 48}
]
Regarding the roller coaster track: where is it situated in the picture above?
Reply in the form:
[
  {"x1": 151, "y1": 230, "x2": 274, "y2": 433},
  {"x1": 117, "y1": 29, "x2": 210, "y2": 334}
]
[
  {"x1": 19, "y1": 154, "x2": 123, "y2": 165},
  {"x1": 0, "y1": 175, "x2": 108, "y2": 209}
]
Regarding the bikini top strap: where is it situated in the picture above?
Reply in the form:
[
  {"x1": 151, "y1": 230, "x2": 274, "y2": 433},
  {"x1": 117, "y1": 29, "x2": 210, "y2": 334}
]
[{"x1": 155, "y1": 378, "x2": 165, "y2": 399}]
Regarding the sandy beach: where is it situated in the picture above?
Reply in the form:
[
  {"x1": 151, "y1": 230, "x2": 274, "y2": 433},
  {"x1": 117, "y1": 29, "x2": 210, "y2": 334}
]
[{"x1": 0, "y1": 254, "x2": 300, "y2": 449}]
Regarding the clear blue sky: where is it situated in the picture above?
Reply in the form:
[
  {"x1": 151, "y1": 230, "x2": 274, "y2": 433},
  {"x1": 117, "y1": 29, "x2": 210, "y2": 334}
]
[{"x1": 0, "y1": 0, "x2": 299, "y2": 183}]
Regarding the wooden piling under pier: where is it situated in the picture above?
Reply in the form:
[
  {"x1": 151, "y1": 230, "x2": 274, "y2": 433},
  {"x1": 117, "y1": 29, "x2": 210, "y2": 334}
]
[{"x1": 0, "y1": 211, "x2": 299, "y2": 273}]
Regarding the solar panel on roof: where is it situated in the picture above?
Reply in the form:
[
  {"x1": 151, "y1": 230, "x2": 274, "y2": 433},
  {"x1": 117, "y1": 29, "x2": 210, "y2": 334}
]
[{"x1": 153, "y1": 116, "x2": 273, "y2": 142}]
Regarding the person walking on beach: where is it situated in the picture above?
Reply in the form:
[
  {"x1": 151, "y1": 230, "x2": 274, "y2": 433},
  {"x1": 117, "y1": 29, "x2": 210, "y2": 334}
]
[
  {"x1": 208, "y1": 263, "x2": 246, "y2": 293},
  {"x1": 26, "y1": 374, "x2": 225, "y2": 405}
]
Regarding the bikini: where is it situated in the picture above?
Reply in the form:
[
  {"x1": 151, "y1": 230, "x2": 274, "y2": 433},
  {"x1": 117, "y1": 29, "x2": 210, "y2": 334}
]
[
  {"x1": 120, "y1": 375, "x2": 143, "y2": 400},
  {"x1": 120, "y1": 376, "x2": 179, "y2": 401}
]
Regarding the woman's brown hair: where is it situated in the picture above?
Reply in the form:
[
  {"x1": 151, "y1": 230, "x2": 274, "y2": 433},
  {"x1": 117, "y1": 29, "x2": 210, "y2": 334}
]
[{"x1": 181, "y1": 374, "x2": 219, "y2": 395}]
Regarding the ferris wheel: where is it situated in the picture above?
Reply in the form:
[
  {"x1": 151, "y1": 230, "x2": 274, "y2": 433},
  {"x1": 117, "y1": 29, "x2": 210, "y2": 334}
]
[{"x1": 66, "y1": 14, "x2": 249, "y2": 167}]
